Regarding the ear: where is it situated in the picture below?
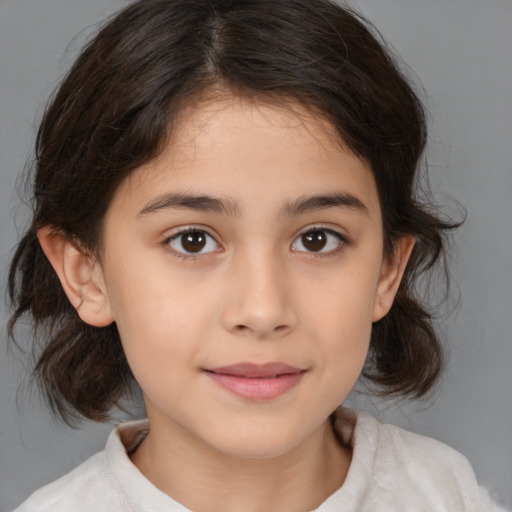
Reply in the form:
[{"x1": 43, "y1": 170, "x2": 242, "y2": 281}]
[
  {"x1": 372, "y1": 236, "x2": 415, "y2": 322},
  {"x1": 37, "y1": 226, "x2": 114, "y2": 327}
]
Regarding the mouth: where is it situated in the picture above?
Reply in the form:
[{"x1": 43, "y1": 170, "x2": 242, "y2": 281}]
[{"x1": 203, "y1": 362, "x2": 306, "y2": 401}]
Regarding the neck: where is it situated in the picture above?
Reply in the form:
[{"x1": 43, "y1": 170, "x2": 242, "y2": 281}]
[{"x1": 130, "y1": 415, "x2": 351, "y2": 512}]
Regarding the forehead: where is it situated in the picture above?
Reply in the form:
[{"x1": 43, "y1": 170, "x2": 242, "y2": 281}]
[{"x1": 109, "y1": 96, "x2": 380, "y2": 221}]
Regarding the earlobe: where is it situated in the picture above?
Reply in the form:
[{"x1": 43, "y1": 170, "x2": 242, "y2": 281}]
[
  {"x1": 37, "y1": 226, "x2": 114, "y2": 327},
  {"x1": 372, "y1": 236, "x2": 415, "y2": 322}
]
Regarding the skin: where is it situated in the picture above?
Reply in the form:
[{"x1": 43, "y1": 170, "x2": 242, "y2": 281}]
[{"x1": 39, "y1": 96, "x2": 414, "y2": 512}]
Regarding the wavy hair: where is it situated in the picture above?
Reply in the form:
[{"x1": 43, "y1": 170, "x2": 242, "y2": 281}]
[{"x1": 9, "y1": 0, "x2": 458, "y2": 423}]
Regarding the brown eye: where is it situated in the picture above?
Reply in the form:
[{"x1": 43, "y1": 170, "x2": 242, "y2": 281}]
[
  {"x1": 182, "y1": 232, "x2": 206, "y2": 252},
  {"x1": 291, "y1": 228, "x2": 345, "y2": 254},
  {"x1": 302, "y1": 231, "x2": 327, "y2": 252},
  {"x1": 169, "y1": 230, "x2": 219, "y2": 255}
]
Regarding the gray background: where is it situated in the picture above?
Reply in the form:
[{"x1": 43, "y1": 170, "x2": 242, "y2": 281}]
[{"x1": 0, "y1": 0, "x2": 510, "y2": 510}]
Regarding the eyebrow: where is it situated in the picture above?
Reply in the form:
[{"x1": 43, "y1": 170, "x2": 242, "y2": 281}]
[
  {"x1": 137, "y1": 191, "x2": 368, "y2": 218},
  {"x1": 283, "y1": 193, "x2": 368, "y2": 216},
  {"x1": 138, "y1": 192, "x2": 241, "y2": 218}
]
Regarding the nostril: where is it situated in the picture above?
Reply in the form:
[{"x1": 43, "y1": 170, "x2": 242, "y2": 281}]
[{"x1": 231, "y1": 323, "x2": 290, "y2": 336}]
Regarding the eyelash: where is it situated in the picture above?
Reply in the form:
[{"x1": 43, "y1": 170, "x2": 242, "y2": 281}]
[
  {"x1": 161, "y1": 226, "x2": 220, "y2": 261},
  {"x1": 292, "y1": 226, "x2": 350, "y2": 258},
  {"x1": 161, "y1": 225, "x2": 350, "y2": 260}
]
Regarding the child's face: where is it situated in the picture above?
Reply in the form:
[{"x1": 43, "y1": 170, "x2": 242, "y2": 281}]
[{"x1": 95, "y1": 96, "x2": 408, "y2": 458}]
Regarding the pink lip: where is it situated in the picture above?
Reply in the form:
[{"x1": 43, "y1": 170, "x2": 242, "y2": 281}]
[{"x1": 204, "y1": 362, "x2": 306, "y2": 401}]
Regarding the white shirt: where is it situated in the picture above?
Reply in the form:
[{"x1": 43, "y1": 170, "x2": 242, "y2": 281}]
[{"x1": 15, "y1": 408, "x2": 505, "y2": 511}]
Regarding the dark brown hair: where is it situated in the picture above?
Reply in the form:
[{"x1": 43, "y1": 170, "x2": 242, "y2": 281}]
[{"x1": 8, "y1": 0, "x2": 457, "y2": 423}]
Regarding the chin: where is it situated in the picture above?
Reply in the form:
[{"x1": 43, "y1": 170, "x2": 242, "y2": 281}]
[{"x1": 204, "y1": 423, "x2": 303, "y2": 460}]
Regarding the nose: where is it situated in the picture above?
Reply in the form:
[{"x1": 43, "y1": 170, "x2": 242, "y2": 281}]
[{"x1": 220, "y1": 249, "x2": 298, "y2": 339}]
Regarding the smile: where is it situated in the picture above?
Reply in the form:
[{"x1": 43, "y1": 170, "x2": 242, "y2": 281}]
[{"x1": 204, "y1": 363, "x2": 306, "y2": 401}]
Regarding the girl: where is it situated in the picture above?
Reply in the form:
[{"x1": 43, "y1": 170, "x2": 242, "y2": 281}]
[{"x1": 6, "y1": 0, "x2": 506, "y2": 510}]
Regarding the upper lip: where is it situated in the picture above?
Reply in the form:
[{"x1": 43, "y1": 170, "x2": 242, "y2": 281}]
[{"x1": 205, "y1": 362, "x2": 305, "y2": 378}]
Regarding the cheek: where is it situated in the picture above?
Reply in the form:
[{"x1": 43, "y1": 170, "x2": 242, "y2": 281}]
[
  {"x1": 313, "y1": 295, "x2": 372, "y2": 379},
  {"x1": 301, "y1": 257, "x2": 381, "y2": 379},
  {"x1": 306, "y1": 260, "x2": 380, "y2": 335},
  {"x1": 103, "y1": 262, "x2": 212, "y2": 390}
]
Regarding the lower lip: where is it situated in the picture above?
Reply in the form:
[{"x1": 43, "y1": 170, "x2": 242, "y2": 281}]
[{"x1": 205, "y1": 371, "x2": 305, "y2": 401}]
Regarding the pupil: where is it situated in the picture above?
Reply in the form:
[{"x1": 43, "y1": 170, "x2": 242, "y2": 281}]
[
  {"x1": 182, "y1": 232, "x2": 206, "y2": 253},
  {"x1": 303, "y1": 231, "x2": 327, "y2": 251}
]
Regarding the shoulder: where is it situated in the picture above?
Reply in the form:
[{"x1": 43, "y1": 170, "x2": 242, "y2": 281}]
[
  {"x1": 13, "y1": 421, "x2": 149, "y2": 512},
  {"x1": 333, "y1": 408, "x2": 505, "y2": 511},
  {"x1": 13, "y1": 451, "x2": 122, "y2": 512}
]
